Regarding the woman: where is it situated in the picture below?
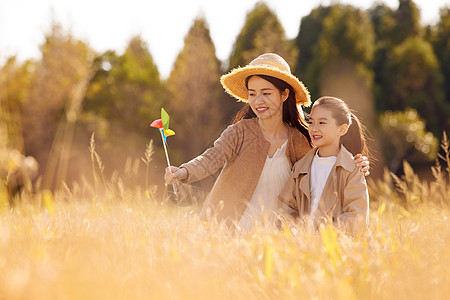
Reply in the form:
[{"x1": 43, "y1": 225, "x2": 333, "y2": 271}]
[{"x1": 165, "y1": 53, "x2": 369, "y2": 229}]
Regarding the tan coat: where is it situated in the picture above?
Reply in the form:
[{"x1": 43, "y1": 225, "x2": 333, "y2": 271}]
[
  {"x1": 279, "y1": 145, "x2": 369, "y2": 236},
  {"x1": 180, "y1": 118, "x2": 311, "y2": 223}
]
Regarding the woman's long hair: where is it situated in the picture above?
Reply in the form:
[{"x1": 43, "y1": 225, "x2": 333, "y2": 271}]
[
  {"x1": 231, "y1": 74, "x2": 311, "y2": 145},
  {"x1": 312, "y1": 96, "x2": 369, "y2": 156}
]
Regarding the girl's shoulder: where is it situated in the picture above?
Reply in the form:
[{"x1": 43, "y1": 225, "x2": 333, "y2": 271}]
[{"x1": 335, "y1": 145, "x2": 357, "y2": 173}]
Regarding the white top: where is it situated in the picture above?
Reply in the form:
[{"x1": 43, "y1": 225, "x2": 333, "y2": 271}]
[
  {"x1": 239, "y1": 140, "x2": 291, "y2": 232},
  {"x1": 310, "y1": 150, "x2": 336, "y2": 215}
]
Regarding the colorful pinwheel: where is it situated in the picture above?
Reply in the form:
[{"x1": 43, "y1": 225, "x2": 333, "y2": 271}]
[
  {"x1": 150, "y1": 108, "x2": 175, "y2": 145},
  {"x1": 151, "y1": 108, "x2": 178, "y2": 195}
]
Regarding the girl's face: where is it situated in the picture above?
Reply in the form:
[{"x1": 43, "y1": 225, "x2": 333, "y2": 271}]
[
  {"x1": 308, "y1": 105, "x2": 348, "y2": 155},
  {"x1": 247, "y1": 76, "x2": 288, "y2": 121}
]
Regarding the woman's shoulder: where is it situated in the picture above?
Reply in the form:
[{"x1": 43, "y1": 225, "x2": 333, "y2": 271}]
[
  {"x1": 228, "y1": 118, "x2": 260, "y2": 133},
  {"x1": 287, "y1": 126, "x2": 312, "y2": 163},
  {"x1": 235, "y1": 117, "x2": 258, "y2": 127},
  {"x1": 289, "y1": 126, "x2": 311, "y2": 146},
  {"x1": 289, "y1": 126, "x2": 310, "y2": 145},
  {"x1": 218, "y1": 118, "x2": 260, "y2": 143}
]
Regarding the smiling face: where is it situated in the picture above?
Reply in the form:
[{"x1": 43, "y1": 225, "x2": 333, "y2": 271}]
[
  {"x1": 308, "y1": 105, "x2": 348, "y2": 156},
  {"x1": 247, "y1": 76, "x2": 289, "y2": 121}
]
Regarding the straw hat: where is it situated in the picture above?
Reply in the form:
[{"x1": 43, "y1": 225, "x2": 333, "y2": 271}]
[{"x1": 220, "y1": 53, "x2": 311, "y2": 106}]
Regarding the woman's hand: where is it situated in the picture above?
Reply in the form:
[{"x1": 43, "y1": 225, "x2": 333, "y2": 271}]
[
  {"x1": 354, "y1": 154, "x2": 370, "y2": 176},
  {"x1": 165, "y1": 166, "x2": 188, "y2": 184}
]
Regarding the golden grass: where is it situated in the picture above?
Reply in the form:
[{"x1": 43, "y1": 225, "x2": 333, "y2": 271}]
[
  {"x1": 0, "y1": 134, "x2": 448, "y2": 299},
  {"x1": 0, "y1": 184, "x2": 449, "y2": 300}
]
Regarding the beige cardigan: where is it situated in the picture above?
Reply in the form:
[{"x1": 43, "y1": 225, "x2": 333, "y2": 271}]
[
  {"x1": 180, "y1": 118, "x2": 311, "y2": 223},
  {"x1": 279, "y1": 145, "x2": 369, "y2": 236}
]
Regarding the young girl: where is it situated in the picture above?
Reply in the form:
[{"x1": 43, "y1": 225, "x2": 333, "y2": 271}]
[
  {"x1": 165, "y1": 54, "x2": 369, "y2": 230},
  {"x1": 279, "y1": 96, "x2": 369, "y2": 236}
]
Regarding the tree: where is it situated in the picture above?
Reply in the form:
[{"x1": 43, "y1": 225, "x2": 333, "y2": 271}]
[
  {"x1": 380, "y1": 37, "x2": 446, "y2": 136},
  {"x1": 379, "y1": 109, "x2": 438, "y2": 173},
  {"x1": 294, "y1": 5, "x2": 332, "y2": 97},
  {"x1": 317, "y1": 5, "x2": 375, "y2": 76},
  {"x1": 368, "y1": 3, "x2": 396, "y2": 44},
  {"x1": 295, "y1": 5, "x2": 375, "y2": 101},
  {"x1": 229, "y1": 2, "x2": 297, "y2": 70},
  {"x1": 0, "y1": 57, "x2": 32, "y2": 151},
  {"x1": 84, "y1": 36, "x2": 164, "y2": 133},
  {"x1": 370, "y1": 0, "x2": 425, "y2": 114},
  {"x1": 432, "y1": 8, "x2": 450, "y2": 109},
  {"x1": 391, "y1": 0, "x2": 422, "y2": 44},
  {"x1": 368, "y1": 0, "x2": 422, "y2": 46},
  {"x1": 82, "y1": 36, "x2": 168, "y2": 185},
  {"x1": 20, "y1": 22, "x2": 94, "y2": 184},
  {"x1": 369, "y1": 3, "x2": 397, "y2": 113},
  {"x1": 167, "y1": 17, "x2": 225, "y2": 163}
]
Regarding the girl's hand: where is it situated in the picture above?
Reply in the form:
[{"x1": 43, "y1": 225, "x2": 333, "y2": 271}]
[
  {"x1": 165, "y1": 166, "x2": 188, "y2": 184},
  {"x1": 354, "y1": 154, "x2": 370, "y2": 176}
]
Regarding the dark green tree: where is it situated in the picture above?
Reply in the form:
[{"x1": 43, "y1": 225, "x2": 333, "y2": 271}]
[
  {"x1": 368, "y1": 3, "x2": 396, "y2": 44},
  {"x1": 371, "y1": 0, "x2": 424, "y2": 114},
  {"x1": 369, "y1": 3, "x2": 396, "y2": 113},
  {"x1": 167, "y1": 17, "x2": 226, "y2": 163},
  {"x1": 391, "y1": 0, "x2": 422, "y2": 44},
  {"x1": 432, "y1": 8, "x2": 450, "y2": 109},
  {"x1": 380, "y1": 37, "x2": 446, "y2": 136},
  {"x1": 317, "y1": 5, "x2": 375, "y2": 69},
  {"x1": 229, "y1": 2, "x2": 297, "y2": 70},
  {"x1": 84, "y1": 36, "x2": 164, "y2": 134},
  {"x1": 294, "y1": 5, "x2": 332, "y2": 95},
  {"x1": 294, "y1": 5, "x2": 375, "y2": 100}
]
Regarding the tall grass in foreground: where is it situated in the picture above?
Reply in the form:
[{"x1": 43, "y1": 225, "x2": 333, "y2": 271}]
[{"x1": 0, "y1": 136, "x2": 449, "y2": 299}]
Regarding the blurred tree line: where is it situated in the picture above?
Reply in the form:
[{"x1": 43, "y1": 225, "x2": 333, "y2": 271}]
[{"x1": 1, "y1": 0, "x2": 449, "y2": 192}]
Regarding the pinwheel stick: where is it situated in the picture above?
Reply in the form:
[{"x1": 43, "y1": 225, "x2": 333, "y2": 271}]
[{"x1": 159, "y1": 129, "x2": 178, "y2": 195}]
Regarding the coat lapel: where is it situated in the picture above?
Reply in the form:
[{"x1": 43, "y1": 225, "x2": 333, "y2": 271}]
[
  {"x1": 293, "y1": 148, "x2": 316, "y2": 210},
  {"x1": 316, "y1": 145, "x2": 355, "y2": 216},
  {"x1": 317, "y1": 166, "x2": 338, "y2": 215}
]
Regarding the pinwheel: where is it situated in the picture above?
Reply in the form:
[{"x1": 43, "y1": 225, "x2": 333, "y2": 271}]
[
  {"x1": 150, "y1": 108, "x2": 175, "y2": 145},
  {"x1": 151, "y1": 108, "x2": 178, "y2": 194}
]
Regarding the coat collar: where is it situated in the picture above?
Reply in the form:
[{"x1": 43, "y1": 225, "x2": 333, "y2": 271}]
[
  {"x1": 292, "y1": 144, "x2": 355, "y2": 178},
  {"x1": 336, "y1": 145, "x2": 357, "y2": 172}
]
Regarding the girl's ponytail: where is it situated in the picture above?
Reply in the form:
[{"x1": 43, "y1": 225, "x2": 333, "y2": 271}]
[{"x1": 340, "y1": 112, "x2": 368, "y2": 157}]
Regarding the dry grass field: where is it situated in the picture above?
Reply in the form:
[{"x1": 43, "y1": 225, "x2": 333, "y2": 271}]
[{"x1": 0, "y1": 139, "x2": 449, "y2": 300}]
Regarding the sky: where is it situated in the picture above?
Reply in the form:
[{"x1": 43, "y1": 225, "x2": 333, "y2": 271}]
[{"x1": 0, "y1": 0, "x2": 448, "y2": 78}]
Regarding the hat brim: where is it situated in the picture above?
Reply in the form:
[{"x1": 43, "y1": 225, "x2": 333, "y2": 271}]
[{"x1": 220, "y1": 66, "x2": 311, "y2": 106}]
